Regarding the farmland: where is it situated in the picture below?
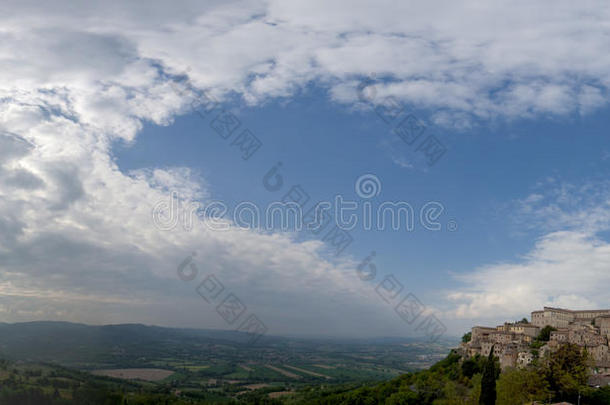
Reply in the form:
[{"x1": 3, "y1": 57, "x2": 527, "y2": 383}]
[
  {"x1": 0, "y1": 322, "x2": 455, "y2": 403},
  {"x1": 91, "y1": 368, "x2": 174, "y2": 381}
]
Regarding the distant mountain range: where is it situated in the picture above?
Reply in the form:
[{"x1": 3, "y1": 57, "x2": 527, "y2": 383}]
[
  {"x1": 0, "y1": 321, "x2": 455, "y2": 369},
  {"x1": 0, "y1": 321, "x2": 273, "y2": 366}
]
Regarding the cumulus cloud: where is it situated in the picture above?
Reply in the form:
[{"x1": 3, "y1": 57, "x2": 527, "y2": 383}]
[
  {"x1": 3, "y1": 1, "x2": 610, "y2": 122},
  {"x1": 1, "y1": 0, "x2": 610, "y2": 336},
  {"x1": 447, "y1": 180, "x2": 610, "y2": 324},
  {"x1": 0, "y1": 19, "x2": 388, "y2": 336}
]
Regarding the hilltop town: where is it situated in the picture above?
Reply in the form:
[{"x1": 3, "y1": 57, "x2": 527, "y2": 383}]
[{"x1": 459, "y1": 307, "x2": 610, "y2": 376}]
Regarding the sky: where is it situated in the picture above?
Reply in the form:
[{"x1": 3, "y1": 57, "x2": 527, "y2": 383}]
[{"x1": 1, "y1": 0, "x2": 610, "y2": 340}]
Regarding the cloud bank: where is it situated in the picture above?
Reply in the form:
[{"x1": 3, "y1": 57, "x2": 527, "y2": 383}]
[
  {"x1": 1, "y1": 0, "x2": 610, "y2": 336},
  {"x1": 448, "y1": 180, "x2": 610, "y2": 324}
]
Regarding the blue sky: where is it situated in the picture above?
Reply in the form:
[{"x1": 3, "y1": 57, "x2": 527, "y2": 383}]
[
  {"x1": 114, "y1": 86, "x2": 610, "y2": 334},
  {"x1": 3, "y1": 0, "x2": 610, "y2": 339},
  {"x1": 115, "y1": 89, "x2": 610, "y2": 277}
]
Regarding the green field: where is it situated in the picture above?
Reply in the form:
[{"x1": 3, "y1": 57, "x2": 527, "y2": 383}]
[{"x1": 0, "y1": 322, "x2": 455, "y2": 404}]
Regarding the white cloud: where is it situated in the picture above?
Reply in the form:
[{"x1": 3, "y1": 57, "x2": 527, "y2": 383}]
[
  {"x1": 3, "y1": 1, "x2": 610, "y2": 122},
  {"x1": 448, "y1": 231, "x2": 610, "y2": 319},
  {"x1": 511, "y1": 179, "x2": 610, "y2": 234},
  {"x1": 0, "y1": 81, "x2": 391, "y2": 336},
  {"x1": 446, "y1": 180, "x2": 610, "y2": 325},
  {"x1": 1, "y1": 0, "x2": 610, "y2": 336}
]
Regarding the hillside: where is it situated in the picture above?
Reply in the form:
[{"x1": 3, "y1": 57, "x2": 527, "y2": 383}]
[
  {"x1": 293, "y1": 346, "x2": 610, "y2": 405},
  {"x1": 0, "y1": 321, "x2": 451, "y2": 370},
  {"x1": 2, "y1": 321, "x2": 610, "y2": 403},
  {"x1": 0, "y1": 321, "x2": 453, "y2": 404},
  {"x1": 0, "y1": 321, "x2": 268, "y2": 367}
]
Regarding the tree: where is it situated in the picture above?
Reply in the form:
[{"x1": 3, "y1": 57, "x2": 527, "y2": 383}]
[
  {"x1": 385, "y1": 390, "x2": 418, "y2": 405},
  {"x1": 468, "y1": 374, "x2": 482, "y2": 405},
  {"x1": 461, "y1": 355, "x2": 485, "y2": 379},
  {"x1": 461, "y1": 358, "x2": 480, "y2": 379},
  {"x1": 479, "y1": 348, "x2": 497, "y2": 405},
  {"x1": 536, "y1": 325, "x2": 557, "y2": 342},
  {"x1": 542, "y1": 343, "x2": 589, "y2": 401},
  {"x1": 462, "y1": 332, "x2": 472, "y2": 343},
  {"x1": 496, "y1": 368, "x2": 549, "y2": 405},
  {"x1": 583, "y1": 385, "x2": 610, "y2": 405}
]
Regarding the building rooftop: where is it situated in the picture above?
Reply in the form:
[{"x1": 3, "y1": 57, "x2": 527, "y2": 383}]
[{"x1": 542, "y1": 306, "x2": 610, "y2": 314}]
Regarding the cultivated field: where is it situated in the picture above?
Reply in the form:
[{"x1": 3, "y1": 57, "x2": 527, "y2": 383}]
[
  {"x1": 91, "y1": 368, "x2": 174, "y2": 381},
  {"x1": 283, "y1": 364, "x2": 332, "y2": 379},
  {"x1": 313, "y1": 364, "x2": 336, "y2": 369},
  {"x1": 264, "y1": 365, "x2": 301, "y2": 379}
]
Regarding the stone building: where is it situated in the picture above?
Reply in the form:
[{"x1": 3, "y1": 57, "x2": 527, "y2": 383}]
[
  {"x1": 589, "y1": 345, "x2": 609, "y2": 363},
  {"x1": 531, "y1": 307, "x2": 610, "y2": 329},
  {"x1": 490, "y1": 331, "x2": 514, "y2": 344},
  {"x1": 550, "y1": 329, "x2": 569, "y2": 343},
  {"x1": 471, "y1": 326, "x2": 497, "y2": 341},
  {"x1": 517, "y1": 351, "x2": 534, "y2": 368},
  {"x1": 500, "y1": 348, "x2": 518, "y2": 370},
  {"x1": 596, "y1": 316, "x2": 610, "y2": 339},
  {"x1": 569, "y1": 327, "x2": 606, "y2": 346},
  {"x1": 461, "y1": 307, "x2": 610, "y2": 370},
  {"x1": 480, "y1": 341, "x2": 495, "y2": 357},
  {"x1": 510, "y1": 323, "x2": 540, "y2": 337}
]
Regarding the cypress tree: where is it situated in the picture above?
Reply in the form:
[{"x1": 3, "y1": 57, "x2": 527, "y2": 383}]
[{"x1": 480, "y1": 346, "x2": 497, "y2": 405}]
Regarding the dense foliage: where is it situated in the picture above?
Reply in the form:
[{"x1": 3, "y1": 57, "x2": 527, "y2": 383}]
[
  {"x1": 479, "y1": 350, "x2": 497, "y2": 405},
  {"x1": 536, "y1": 325, "x2": 557, "y2": 342},
  {"x1": 282, "y1": 343, "x2": 609, "y2": 405},
  {"x1": 1, "y1": 342, "x2": 610, "y2": 404}
]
